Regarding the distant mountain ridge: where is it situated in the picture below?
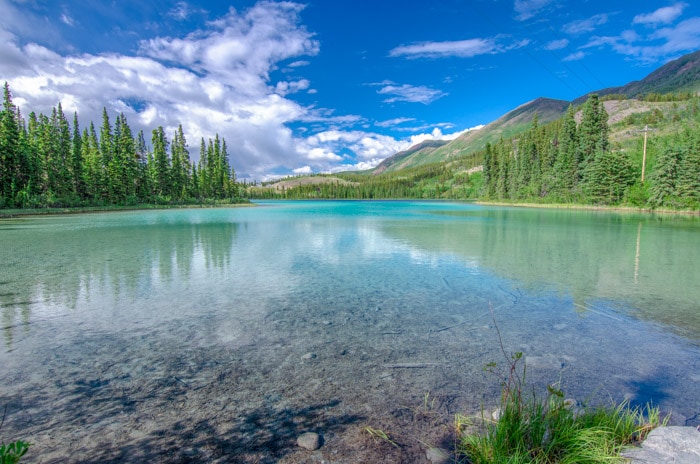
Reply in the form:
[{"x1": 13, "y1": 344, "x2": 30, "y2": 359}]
[
  {"x1": 374, "y1": 97, "x2": 569, "y2": 173},
  {"x1": 574, "y1": 49, "x2": 700, "y2": 104},
  {"x1": 374, "y1": 49, "x2": 700, "y2": 173}
]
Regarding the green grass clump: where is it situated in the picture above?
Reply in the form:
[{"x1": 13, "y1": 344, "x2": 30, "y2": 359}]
[
  {"x1": 457, "y1": 317, "x2": 668, "y2": 464},
  {"x1": 0, "y1": 440, "x2": 30, "y2": 464},
  {"x1": 458, "y1": 350, "x2": 667, "y2": 464}
]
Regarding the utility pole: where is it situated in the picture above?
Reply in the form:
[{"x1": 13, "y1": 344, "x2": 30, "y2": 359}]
[{"x1": 638, "y1": 125, "x2": 655, "y2": 183}]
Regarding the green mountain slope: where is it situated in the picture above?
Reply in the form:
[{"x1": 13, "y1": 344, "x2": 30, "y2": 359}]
[
  {"x1": 373, "y1": 139, "x2": 448, "y2": 173},
  {"x1": 375, "y1": 98, "x2": 570, "y2": 174}
]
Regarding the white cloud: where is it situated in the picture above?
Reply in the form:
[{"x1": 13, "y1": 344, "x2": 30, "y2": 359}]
[
  {"x1": 407, "y1": 125, "x2": 483, "y2": 147},
  {"x1": 563, "y1": 51, "x2": 586, "y2": 61},
  {"x1": 544, "y1": 39, "x2": 568, "y2": 50},
  {"x1": 633, "y1": 3, "x2": 687, "y2": 26},
  {"x1": 307, "y1": 147, "x2": 342, "y2": 161},
  {"x1": 581, "y1": 17, "x2": 700, "y2": 63},
  {"x1": 375, "y1": 117, "x2": 416, "y2": 128},
  {"x1": 389, "y1": 37, "x2": 529, "y2": 59},
  {"x1": 375, "y1": 83, "x2": 447, "y2": 104},
  {"x1": 168, "y1": 2, "x2": 199, "y2": 21},
  {"x1": 274, "y1": 79, "x2": 310, "y2": 96},
  {"x1": 514, "y1": 0, "x2": 557, "y2": 21},
  {"x1": 293, "y1": 165, "x2": 313, "y2": 174},
  {"x1": 0, "y1": 1, "x2": 355, "y2": 180},
  {"x1": 60, "y1": 13, "x2": 75, "y2": 27},
  {"x1": 563, "y1": 14, "x2": 609, "y2": 35}
]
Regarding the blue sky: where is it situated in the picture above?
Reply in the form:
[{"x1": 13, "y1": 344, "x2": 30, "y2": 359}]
[{"x1": 1, "y1": 0, "x2": 699, "y2": 180}]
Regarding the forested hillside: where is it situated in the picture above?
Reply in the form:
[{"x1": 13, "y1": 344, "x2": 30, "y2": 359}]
[
  {"x1": 251, "y1": 93, "x2": 700, "y2": 210},
  {"x1": 482, "y1": 94, "x2": 700, "y2": 208},
  {"x1": 0, "y1": 83, "x2": 241, "y2": 209}
]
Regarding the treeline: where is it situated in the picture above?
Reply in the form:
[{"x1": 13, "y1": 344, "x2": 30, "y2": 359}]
[
  {"x1": 248, "y1": 155, "x2": 483, "y2": 199},
  {"x1": 0, "y1": 82, "x2": 241, "y2": 209},
  {"x1": 482, "y1": 94, "x2": 700, "y2": 208}
]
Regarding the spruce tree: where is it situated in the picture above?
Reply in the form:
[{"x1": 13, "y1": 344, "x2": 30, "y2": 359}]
[
  {"x1": 71, "y1": 112, "x2": 84, "y2": 198},
  {"x1": 0, "y1": 82, "x2": 20, "y2": 205},
  {"x1": 152, "y1": 126, "x2": 170, "y2": 197},
  {"x1": 578, "y1": 94, "x2": 609, "y2": 176}
]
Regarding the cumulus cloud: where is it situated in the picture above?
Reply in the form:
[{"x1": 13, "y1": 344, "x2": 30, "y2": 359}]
[
  {"x1": 0, "y1": 0, "x2": 486, "y2": 180},
  {"x1": 293, "y1": 165, "x2": 313, "y2": 174},
  {"x1": 563, "y1": 14, "x2": 609, "y2": 35},
  {"x1": 389, "y1": 37, "x2": 529, "y2": 59},
  {"x1": 633, "y1": 2, "x2": 687, "y2": 26},
  {"x1": 407, "y1": 125, "x2": 483, "y2": 147},
  {"x1": 0, "y1": 1, "x2": 373, "y2": 180}
]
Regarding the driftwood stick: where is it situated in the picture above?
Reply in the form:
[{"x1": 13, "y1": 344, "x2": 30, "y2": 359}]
[{"x1": 384, "y1": 363, "x2": 439, "y2": 369}]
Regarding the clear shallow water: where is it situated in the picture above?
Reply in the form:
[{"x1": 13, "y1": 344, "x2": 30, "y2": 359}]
[{"x1": 1, "y1": 201, "x2": 699, "y2": 462}]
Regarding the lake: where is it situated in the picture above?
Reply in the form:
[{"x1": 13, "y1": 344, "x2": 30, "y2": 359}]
[{"x1": 1, "y1": 200, "x2": 699, "y2": 463}]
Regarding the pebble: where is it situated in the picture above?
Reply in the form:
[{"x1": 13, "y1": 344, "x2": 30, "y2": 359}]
[
  {"x1": 302, "y1": 352, "x2": 317, "y2": 360},
  {"x1": 297, "y1": 432, "x2": 322, "y2": 450},
  {"x1": 426, "y1": 446, "x2": 450, "y2": 463}
]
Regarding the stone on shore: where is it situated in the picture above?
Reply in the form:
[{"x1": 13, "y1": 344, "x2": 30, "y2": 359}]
[
  {"x1": 297, "y1": 432, "x2": 322, "y2": 450},
  {"x1": 621, "y1": 426, "x2": 700, "y2": 464}
]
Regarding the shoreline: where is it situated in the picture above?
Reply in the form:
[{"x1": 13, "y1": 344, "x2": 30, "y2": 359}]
[
  {"x1": 3, "y1": 198, "x2": 699, "y2": 219},
  {"x1": 475, "y1": 200, "x2": 700, "y2": 216},
  {"x1": 0, "y1": 202, "x2": 255, "y2": 219}
]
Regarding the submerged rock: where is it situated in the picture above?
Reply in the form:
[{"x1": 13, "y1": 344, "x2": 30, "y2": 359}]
[
  {"x1": 301, "y1": 352, "x2": 317, "y2": 360},
  {"x1": 297, "y1": 431, "x2": 322, "y2": 450}
]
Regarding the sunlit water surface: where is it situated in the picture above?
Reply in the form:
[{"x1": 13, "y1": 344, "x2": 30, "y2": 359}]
[{"x1": 1, "y1": 201, "x2": 699, "y2": 462}]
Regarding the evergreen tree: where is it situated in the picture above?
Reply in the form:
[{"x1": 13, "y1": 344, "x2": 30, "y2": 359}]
[
  {"x1": 71, "y1": 112, "x2": 84, "y2": 198},
  {"x1": 583, "y1": 150, "x2": 634, "y2": 205},
  {"x1": 99, "y1": 107, "x2": 113, "y2": 169},
  {"x1": 0, "y1": 82, "x2": 20, "y2": 205},
  {"x1": 674, "y1": 129, "x2": 700, "y2": 206},
  {"x1": 578, "y1": 94, "x2": 609, "y2": 176},
  {"x1": 553, "y1": 105, "x2": 578, "y2": 199},
  {"x1": 152, "y1": 126, "x2": 170, "y2": 196},
  {"x1": 82, "y1": 123, "x2": 103, "y2": 201}
]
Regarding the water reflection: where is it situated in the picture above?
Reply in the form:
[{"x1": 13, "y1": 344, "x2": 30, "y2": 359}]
[
  {"x1": 380, "y1": 207, "x2": 700, "y2": 340},
  {"x1": 1, "y1": 212, "x2": 244, "y2": 347}
]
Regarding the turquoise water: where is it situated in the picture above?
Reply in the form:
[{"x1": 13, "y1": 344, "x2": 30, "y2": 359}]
[{"x1": 1, "y1": 201, "x2": 699, "y2": 462}]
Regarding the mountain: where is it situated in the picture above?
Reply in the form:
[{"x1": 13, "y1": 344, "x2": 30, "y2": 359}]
[
  {"x1": 374, "y1": 97, "x2": 569, "y2": 173},
  {"x1": 373, "y1": 139, "x2": 449, "y2": 174},
  {"x1": 377, "y1": 49, "x2": 700, "y2": 173},
  {"x1": 573, "y1": 49, "x2": 700, "y2": 104}
]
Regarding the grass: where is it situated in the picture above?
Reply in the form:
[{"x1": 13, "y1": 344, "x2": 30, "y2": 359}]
[
  {"x1": 364, "y1": 426, "x2": 400, "y2": 448},
  {"x1": 456, "y1": 313, "x2": 669, "y2": 463}
]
